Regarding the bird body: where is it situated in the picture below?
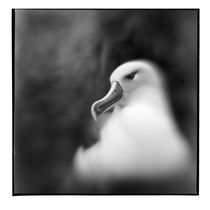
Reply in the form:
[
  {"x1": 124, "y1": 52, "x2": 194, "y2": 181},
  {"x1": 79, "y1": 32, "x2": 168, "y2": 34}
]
[
  {"x1": 70, "y1": 60, "x2": 194, "y2": 193},
  {"x1": 74, "y1": 97, "x2": 191, "y2": 181}
]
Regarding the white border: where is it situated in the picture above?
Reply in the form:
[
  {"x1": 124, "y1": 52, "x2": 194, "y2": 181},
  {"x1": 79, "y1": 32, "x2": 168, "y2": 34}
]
[{"x1": 1, "y1": 1, "x2": 209, "y2": 210}]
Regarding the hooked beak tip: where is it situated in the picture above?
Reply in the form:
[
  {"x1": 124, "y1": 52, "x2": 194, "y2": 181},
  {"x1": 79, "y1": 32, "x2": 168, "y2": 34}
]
[
  {"x1": 91, "y1": 102, "x2": 98, "y2": 121},
  {"x1": 91, "y1": 81, "x2": 123, "y2": 121}
]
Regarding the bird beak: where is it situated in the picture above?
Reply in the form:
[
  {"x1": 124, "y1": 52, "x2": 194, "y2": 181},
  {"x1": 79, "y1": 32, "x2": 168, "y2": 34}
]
[{"x1": 91, "y1": 81, "x2": 123, "y2": 121}]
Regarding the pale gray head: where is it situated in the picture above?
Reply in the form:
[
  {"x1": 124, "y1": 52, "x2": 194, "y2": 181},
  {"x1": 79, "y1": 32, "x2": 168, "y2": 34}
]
[{"x1": 91, "y1": 60, "x2": 165, "y2": 121}]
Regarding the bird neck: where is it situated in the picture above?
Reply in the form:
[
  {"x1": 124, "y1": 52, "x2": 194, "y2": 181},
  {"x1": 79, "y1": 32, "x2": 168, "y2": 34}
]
[{"x1": 124, "y1": 85, "x2": 171, "y2": 115}]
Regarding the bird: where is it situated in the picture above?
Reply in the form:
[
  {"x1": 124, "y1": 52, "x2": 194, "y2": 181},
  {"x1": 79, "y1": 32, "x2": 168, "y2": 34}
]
[{"x1": 65, "y1": 60, "x2": 195, "y2": 194}]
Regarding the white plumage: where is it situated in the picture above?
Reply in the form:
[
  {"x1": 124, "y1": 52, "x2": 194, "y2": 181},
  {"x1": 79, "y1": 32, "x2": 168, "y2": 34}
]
[{"x1": 71, "y1": 60, "x2": 194, "y2": 192}]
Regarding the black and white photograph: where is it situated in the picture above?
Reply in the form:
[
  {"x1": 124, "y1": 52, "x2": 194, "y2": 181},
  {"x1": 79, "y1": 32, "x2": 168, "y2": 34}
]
[{"x1": 13, "y1": 9, "x2": 198, "y2": 195}]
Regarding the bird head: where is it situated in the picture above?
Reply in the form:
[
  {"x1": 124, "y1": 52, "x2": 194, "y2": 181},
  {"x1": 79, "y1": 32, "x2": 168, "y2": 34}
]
[{"x1": 91, "y1": 60, "x2": 165, "y2": 121}]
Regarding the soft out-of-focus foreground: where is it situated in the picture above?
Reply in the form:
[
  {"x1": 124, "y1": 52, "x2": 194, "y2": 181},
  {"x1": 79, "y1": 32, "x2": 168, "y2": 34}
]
[{"x1": 14, "y1": 10, "x2": 198, "y2": 194}]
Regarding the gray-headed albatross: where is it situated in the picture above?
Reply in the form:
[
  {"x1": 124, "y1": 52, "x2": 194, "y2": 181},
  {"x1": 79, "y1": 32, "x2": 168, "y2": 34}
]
[{"x1": 70, "y1": 60, "x2": 195, "y2": 193}]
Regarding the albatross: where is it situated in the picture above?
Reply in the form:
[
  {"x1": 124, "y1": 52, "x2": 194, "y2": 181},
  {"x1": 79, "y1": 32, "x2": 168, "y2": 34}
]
[{"x1": 71, "y1": 60, "x2": 195, "y2": 193}]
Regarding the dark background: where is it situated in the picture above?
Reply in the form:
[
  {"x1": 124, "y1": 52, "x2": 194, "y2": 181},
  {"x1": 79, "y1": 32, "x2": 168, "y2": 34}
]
[{"x1": 14, "y1": 9, "x2": 198, "y2": 194}]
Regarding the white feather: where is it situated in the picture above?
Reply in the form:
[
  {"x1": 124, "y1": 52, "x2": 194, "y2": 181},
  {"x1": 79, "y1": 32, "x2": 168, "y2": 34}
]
[{"x1": 73, "y1": 60, "x2": 194, "y2": 186}]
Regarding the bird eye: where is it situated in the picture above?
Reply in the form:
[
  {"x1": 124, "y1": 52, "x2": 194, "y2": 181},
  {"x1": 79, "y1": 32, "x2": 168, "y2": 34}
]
[{"x1": 124, "y1": 71, "x2": 137, "y2": 80}]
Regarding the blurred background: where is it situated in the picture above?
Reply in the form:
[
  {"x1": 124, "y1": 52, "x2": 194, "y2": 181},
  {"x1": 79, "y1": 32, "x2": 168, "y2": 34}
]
[{"x1": 14, "y1": 9, "x2": 198, "y2": 194}]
